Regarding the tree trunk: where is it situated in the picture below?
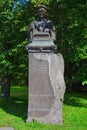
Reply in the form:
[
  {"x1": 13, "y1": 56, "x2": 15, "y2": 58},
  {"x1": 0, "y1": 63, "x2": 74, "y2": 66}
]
[{"x1": 1, "y1": 75, "x2": 11, "y2": 98}]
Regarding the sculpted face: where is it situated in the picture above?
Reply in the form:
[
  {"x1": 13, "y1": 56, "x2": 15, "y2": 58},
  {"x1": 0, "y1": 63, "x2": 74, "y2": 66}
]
[{"x1": 38, "y1": 7, "x2": 47, "y2": 18}]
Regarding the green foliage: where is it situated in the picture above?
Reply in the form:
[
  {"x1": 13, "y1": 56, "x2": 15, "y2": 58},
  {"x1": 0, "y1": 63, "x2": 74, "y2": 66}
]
[
  {"x1": 0, "y1": 0, "x2": 87, "y2": 86},
  {"x1": 31, "y1": 0, "x2": 51, "y2": 6},
  {"x1": 48, "y1": 0, "x2": 87, "y2": 86},
  {"x1": 0, "y1": 0, "x2": 34, "y2": 85}
]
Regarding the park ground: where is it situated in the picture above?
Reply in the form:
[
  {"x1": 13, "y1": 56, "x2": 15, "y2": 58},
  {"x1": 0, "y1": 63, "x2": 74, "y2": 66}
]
[{"x1": 0, "y1": 86, "x2": 87, "y2": 130}]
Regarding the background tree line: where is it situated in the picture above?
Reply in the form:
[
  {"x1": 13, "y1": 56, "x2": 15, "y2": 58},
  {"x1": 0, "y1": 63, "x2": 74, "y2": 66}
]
[{"x1": 0, "y1": 0, "x2": 87, "y2": 91}]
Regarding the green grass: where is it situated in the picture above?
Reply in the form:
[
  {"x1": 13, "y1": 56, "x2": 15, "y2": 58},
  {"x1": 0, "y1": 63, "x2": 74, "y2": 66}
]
[{"x1": 0, "y1": 86, "x2": 87, "y2": 130}]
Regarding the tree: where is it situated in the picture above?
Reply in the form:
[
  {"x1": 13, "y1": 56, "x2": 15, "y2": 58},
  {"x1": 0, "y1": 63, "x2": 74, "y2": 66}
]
[
  {"x1": 0, "y1": 0, "x2": 34, "y2": 88},
  {"x1": 49, "y1": 0, "x2": 87, "y2": 87},
  {"x1": 0, "y1": 0, "x2": 87, "y2": 92}
]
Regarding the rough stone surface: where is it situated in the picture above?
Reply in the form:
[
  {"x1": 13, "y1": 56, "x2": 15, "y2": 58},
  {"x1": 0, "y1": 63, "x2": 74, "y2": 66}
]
[{"x1": 27, "y1": 53, "x2": 66, "y2": 124}]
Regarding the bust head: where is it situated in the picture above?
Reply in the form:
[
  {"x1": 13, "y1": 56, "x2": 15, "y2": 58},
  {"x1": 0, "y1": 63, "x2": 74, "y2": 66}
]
[{"x1": 37, "y1": 5, "x2": 47, "y2": 19}]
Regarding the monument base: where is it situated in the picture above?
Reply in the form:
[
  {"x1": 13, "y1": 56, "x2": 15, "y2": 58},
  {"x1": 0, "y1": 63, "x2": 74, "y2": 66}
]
[{"x1": 26, "y1": 53, "x2": 66, "y2": 124}]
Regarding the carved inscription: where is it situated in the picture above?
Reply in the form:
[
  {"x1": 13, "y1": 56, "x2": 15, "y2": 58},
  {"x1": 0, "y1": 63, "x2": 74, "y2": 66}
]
[{"x1": 32, "y1": 58, "x2": 48, "y2": 73}]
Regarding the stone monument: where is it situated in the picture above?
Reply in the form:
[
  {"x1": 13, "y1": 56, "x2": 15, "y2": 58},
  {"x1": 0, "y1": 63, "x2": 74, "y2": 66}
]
[{"x1": 26, "y1": 5, "x2": 66, "y2": 124}]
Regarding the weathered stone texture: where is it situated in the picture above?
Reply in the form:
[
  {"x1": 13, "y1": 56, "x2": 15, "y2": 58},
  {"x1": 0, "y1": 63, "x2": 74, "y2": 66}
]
[{"x1": 27, "y1": 53, "x2": 66, "y2": 124}]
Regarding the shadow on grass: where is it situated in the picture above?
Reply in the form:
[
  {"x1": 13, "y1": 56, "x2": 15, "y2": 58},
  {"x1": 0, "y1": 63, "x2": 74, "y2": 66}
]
[
  {"x1": 64, "y1": 92, "x2": 87, "y2": 108},
  {"x1": 0, "y1": 96, "x2": 28, "y2": 120},
  {"x1": 0, "y1": 92, "x2": 87, "y2": 121}
]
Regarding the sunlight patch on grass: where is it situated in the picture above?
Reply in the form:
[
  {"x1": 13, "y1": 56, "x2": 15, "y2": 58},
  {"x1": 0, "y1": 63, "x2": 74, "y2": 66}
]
[{"x1": 14, "y1": 100, "x2": 24, "y2": 104}]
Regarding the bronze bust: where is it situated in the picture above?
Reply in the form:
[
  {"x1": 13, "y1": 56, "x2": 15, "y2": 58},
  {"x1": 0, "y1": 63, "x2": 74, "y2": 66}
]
[{"x1": 28, "y1": 5, "x2": 56, "y2": 41}]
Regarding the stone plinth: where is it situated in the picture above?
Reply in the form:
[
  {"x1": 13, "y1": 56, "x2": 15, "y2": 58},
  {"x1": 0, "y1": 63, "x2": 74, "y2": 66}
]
[
  {"x1": 26, "y1": 32, "x2": 57, "y2": 53},
  {"x1": 26, "y1": 53, "x2": 66, "y2": 124}
]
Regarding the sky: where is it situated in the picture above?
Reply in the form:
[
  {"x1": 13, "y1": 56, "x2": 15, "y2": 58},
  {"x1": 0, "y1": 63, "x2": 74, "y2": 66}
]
[
  {"x1": 18, "y1": 0, "x2": 30, "y2": 5},
  {"x1": 13, "y1": 0, "x2": 30, "y2": 10}
]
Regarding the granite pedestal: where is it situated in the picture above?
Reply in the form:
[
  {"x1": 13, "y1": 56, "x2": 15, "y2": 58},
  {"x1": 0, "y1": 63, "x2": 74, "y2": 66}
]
[{"x1": 26, "y1": 33, "x2": 66, "y2": 124}]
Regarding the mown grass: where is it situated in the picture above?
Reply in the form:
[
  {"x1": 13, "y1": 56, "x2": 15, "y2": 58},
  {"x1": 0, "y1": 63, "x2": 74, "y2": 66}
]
[{"x1": 0, "y1": 86, "x2": 87, "y2": 130}]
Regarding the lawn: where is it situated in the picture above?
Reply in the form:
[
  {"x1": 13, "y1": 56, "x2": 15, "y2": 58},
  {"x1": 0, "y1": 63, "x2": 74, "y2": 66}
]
[{"x1": 0, "y1": 86, "x2": 87, "y2": 130}]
